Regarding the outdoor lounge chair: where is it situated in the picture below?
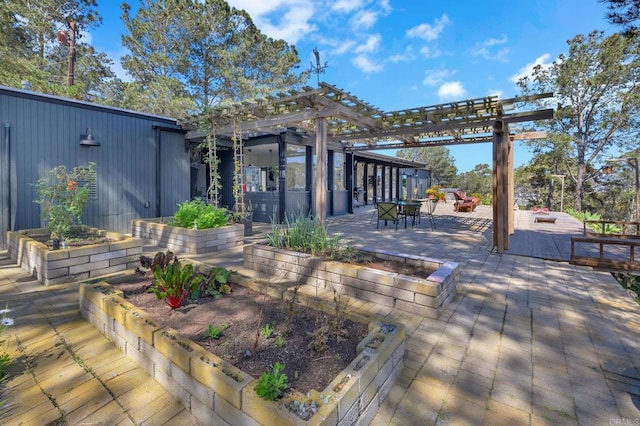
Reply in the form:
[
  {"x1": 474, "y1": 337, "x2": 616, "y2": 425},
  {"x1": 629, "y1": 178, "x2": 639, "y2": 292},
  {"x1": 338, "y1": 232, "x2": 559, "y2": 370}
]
[
  {"x1": 453, "y1": 191, "x2": 477, "y2": 212},
  {"x1": 376, "y1": 202, "x2": 406, "y2": 230}
]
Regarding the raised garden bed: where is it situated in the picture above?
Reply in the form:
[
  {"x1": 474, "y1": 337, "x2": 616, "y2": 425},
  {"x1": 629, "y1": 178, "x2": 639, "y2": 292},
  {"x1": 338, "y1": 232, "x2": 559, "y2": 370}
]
[
  {"x1": 131, "y1": 217, "x2": 244, "y2": 254},
  {"x1": 243, "y1": 244, "x2": 460, "y2": 319},
  {"x1": 6, "y1": 226, "x2": 143, "y2": 286},
  {"x1": 79, "y1": 271, "x2": 405, "y2": 425}
]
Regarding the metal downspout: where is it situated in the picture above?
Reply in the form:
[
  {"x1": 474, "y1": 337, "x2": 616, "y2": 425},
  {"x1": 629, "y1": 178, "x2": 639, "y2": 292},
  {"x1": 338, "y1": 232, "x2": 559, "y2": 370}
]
[{"x1": 3, "y1": 122, "x2": 11, "y2": 232}]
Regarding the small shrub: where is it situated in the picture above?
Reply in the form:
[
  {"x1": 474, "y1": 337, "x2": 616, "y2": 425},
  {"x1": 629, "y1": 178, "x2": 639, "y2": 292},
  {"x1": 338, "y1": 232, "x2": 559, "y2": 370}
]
[
  {"x1": 260, "y1": 322, "x2": 275, "y2": 338},
  {"x1": 204, "y1": 324, "x2": 223, "y2": 340},
  {"x1": 275, "y1": 335, "x2": 286, "y2": 348},
  {"x1": 146, "y1": 258, "x2": 203, "y2": 309},
  {"x1": 169, "y1": 200, "x2": 228, "y2": 229},
  {"x1": 266, "y1": 213, "x2": 351, "y2": 259},
  {"x1": 255, "y1": 362, "x2": 288, "y2": 401},
  {"x1": 192, "y1": 266, "x2": 232, "y2": 300}
]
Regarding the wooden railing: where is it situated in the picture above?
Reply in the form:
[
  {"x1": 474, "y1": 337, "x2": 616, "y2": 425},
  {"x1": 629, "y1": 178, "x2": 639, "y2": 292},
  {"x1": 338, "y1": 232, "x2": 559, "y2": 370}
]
[{"x1": 571, "y1": 220, "x2": 640, "y2": 271}]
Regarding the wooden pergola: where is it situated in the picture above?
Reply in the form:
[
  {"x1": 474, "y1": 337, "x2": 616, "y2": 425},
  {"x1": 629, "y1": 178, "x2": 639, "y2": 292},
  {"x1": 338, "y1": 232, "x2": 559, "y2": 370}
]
[{"x1": 180, "y1": 82, "x2": 553, "y2": 253}]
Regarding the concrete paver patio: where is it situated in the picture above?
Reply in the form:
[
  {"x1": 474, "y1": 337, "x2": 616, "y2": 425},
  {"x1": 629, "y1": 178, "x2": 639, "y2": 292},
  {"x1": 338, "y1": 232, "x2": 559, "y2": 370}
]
[{"x1": 0, "y1": 205, "x2": 638, "y2": 425}]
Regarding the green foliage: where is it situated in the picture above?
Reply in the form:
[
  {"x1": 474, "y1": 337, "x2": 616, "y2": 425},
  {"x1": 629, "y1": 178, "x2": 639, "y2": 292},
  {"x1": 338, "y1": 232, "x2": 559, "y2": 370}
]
[
  {"x1": 517, "y1": 31, "x2": 640, "y2": 212},
  {"x1": 203, "y1": 324, "x2": 224, "y2": 340},
  {"x1": 146, "y1": 258, "x2": 203, "y2": 309},
  {"x1": 33, "y1": 163, "x2": 96, "y2": 240},
  {"x1": 120, "y1": 0, "x2": 305, "y2": 115},
  {"x1": 254, "y1": 362, "x2": 288, "y2": 401},
  {"x1": 397, "y1": 146, "x2": 457, "y2": 186},
  {"x1": 169, "y1": 200, "x2": 228, "y2": 229},
  {"x1": 192, "y1": 266, "x2": 232, "y2": 300},
  {"x1": 260, "y1": 323, "x2": 275, "y2": 339},
  {"x1": 275, "y1": 335, "x2": 286, "y2": 348},
  {"x1": 266, "y1": 213, "x2": 353, "y2": 259}
]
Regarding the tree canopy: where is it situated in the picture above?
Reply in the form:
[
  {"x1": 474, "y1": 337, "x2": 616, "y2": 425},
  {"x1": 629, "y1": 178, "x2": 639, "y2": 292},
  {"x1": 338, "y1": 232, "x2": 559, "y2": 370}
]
[
  {"x1": 517, "y1": 30, "x2": 640, "y2": 213},
  {"x1": 396, "y1": 146, "x2": 458, "y2": 186},
  {"x1": 118, "y1": 0, "x2": 306, "y2": 116}
]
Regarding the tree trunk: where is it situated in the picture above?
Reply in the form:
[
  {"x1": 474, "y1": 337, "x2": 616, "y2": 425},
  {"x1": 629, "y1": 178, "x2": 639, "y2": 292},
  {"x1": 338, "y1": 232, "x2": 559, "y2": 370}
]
[{"x1": 574, "y1": 163, "x2": 586, "y2": 211}]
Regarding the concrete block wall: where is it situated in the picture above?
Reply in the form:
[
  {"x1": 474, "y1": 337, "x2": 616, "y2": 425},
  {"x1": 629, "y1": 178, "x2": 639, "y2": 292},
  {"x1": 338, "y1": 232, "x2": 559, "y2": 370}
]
[
  {"x1": 131, "y1": 218, "x2": 243, "y2": 254},
  {"x1": 79, "y1": 280, "x2": 405, "y2": 425},
  {"x1": 7, "y1": 227, "x2": 143, "y2": 285},
  {"x1": 244, "y1": 244, "x2": 459, "y2": 319}
]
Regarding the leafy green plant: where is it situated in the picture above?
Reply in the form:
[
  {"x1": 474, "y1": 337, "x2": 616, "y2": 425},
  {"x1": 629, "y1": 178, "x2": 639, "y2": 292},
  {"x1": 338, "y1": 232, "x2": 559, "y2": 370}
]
[
  {"x1": 275, "y1": 335, "x2": 286, "y2": 348},
  {"x1": 146, "y1": 258, "x2": 203, "y2": 309},
  {"x1": 266, "y1": 213, "x2": 351, "y2": 259},
  {"x1": 254, "y1": 362, "x2": 288, "y2": 401},
  {"x1": 169, "y1": 200, "x2": 229, "y2": 229},
  {"x1": 204, "y1": 324, "x2": 223, "y2": 340},
  {"x1": 191, "y1": 266, "x2": 232, "y2": 300},
  {"x1": 260, "y1": 322, "x2": 275, "y2": 338},
  {"x1": 33, "y1": 163, "x2": 96, "y2": 242}
]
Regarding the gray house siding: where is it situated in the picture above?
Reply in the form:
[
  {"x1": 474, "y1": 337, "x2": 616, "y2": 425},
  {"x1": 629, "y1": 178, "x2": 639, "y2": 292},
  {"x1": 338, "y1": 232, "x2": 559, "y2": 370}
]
[{"x1": 0, "y1": 86, "x2": 189, "y2": 249}]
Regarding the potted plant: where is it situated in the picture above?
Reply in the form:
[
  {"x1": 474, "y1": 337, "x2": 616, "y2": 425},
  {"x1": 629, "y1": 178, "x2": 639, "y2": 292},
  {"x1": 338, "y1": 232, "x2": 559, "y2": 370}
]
[
  {"x1": 426, "y1": 187, "x2": 438, "y2": 200},
  {"x1": 471, "y1": 193, "x2": 482, "y2": 205},
  {"x1": 33, "y1": 163, "x2": 96, "y2": 249}
]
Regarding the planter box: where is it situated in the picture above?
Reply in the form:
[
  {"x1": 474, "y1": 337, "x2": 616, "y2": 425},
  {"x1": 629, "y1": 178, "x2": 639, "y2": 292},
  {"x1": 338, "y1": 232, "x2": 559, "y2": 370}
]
[
  {"x1": 79, "y1": 278, "x2": 405, "y2": 425},
  {"x1": 6, "y1": 227, "x2": 143, "y2": 286},
  {"x1": 131, "y1": 217, "x2": 244, "y2": 254},
  {"x1": 243, "y1": 244, "x2": 459, "y2": 319}
]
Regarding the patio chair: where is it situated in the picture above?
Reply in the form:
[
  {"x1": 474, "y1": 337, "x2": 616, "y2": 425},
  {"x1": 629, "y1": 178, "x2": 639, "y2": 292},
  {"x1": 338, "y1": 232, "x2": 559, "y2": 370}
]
[
  {"x1": 376, "y1": 202, "x2": 406, "y2": 230},
  {"x1": 403, "y1": 200, "x2": 422, "y2": 227},
  {"x1": 453, "y1": 191, "x2": 477, "y2": 212}
]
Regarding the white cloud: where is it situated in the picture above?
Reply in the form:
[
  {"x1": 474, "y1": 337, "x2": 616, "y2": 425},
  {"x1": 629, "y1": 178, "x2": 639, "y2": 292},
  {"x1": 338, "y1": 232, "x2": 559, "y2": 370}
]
[
  {"x1": 485, "y1": 34, "x2": 508, "y2": 46},
  {"x1": 437, "y1": 81, "x2": 466, "y2": 100},
  {"x1": 510, "y1": 53, "x2": 552, "y2": 83},
  {"x1": 420, "y1": 46, "x2": 442, "y2": 59},
  {"x1": 332, "y1": 0, "x2": 364, "y2": 13},
  {"x1": 332, "y1": 40, "x2": 357, "y2": 55},
  {"x1": 388, "y1": 46, "x2": 416, "y2": 63},
  {"x1": 353, "y1": 10, "x2": 378, "y2": 29},
  {"x1": 471, "y1": 35, "x2": 510, "y2": 62},
  {"x1": 352, "y1": 55, "x2": 383, "y2": 72},
  {"x1": 225, "y1": 0, "x2": 316, "y2": 45},
  {"x1": 355, "y1": 34, "x2": 382, "y2": 54},
  {"x1": 423, "y1": 68, "x2": 455, "y2": 86},
  {"x1": 406, "y1": 15, "x2": 451, "y2": 41},
  {"x1": 378, "y1": 0, "x2": 392, "y2": 14}
]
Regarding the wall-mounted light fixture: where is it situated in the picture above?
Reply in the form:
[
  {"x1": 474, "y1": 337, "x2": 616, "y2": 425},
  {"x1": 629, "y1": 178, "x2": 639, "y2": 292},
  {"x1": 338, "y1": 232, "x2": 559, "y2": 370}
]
[{"x1": 79, "y1": 128, "x2": 100, "y2": 147}]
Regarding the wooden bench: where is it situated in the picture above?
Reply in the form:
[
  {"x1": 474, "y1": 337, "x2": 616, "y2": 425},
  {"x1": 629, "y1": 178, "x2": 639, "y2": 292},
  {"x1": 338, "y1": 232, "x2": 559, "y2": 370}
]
[
  {"x1": 570, "y1": 235, "x2": 640, "y2": 271},
  {"x1": 534, "y1": 216, "x2": 557, "y2": 223}
]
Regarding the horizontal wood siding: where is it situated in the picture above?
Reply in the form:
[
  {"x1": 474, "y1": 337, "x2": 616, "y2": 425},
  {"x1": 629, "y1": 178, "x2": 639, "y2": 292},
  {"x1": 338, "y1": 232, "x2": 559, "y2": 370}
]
[{"x1": 0, "y1": 88, "x2": 189, "y2": 249}]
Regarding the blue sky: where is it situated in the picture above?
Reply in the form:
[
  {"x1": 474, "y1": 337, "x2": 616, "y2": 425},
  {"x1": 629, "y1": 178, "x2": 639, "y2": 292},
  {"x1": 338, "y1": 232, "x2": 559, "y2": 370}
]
[{"x1": 89, "y1": 0, "x2": 618, "y2": 173}]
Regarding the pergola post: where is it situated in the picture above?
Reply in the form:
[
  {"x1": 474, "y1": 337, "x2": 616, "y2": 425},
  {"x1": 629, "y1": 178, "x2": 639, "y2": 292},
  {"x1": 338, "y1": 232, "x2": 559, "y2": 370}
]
[
  {"x1": 492, "y1": 116, "x2": 511, "y2": 253},
  {"x1": 315, "y1": 117, "x2": 327, "y2": 223}
]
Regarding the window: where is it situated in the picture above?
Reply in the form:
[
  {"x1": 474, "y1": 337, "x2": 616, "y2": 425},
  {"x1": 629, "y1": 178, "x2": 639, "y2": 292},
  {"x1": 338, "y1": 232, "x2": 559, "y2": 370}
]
[
  {"x1": 286, "y1": 145, "x2": 306, "y2": 190},
  {"x1": 333, "y1": 153, "x2": 345, "y2": 190}
]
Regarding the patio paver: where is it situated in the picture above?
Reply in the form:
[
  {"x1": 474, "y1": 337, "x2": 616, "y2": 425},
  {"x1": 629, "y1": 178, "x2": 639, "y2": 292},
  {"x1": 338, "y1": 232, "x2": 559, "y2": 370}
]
[{"x1": 0, "y1": 205, "x2": 638, "y2": 425}]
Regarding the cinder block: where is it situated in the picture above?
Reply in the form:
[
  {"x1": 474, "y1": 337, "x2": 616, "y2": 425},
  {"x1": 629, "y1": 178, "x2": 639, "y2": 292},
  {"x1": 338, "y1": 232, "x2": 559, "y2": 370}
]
[
  {"x1": 326, "y1": 371, "x2": 360, "y2": 422},
  {"x1": 190, "y1": 392, "x2": 227, "y2": 424},
  {"x1": 215, "y1": 392, "x2": 260, "y2": 426},
  {"x1": 125, "y1": 343, "x2": 155, "y2": 376},
  {"x1": 153, "y1": 328, "x2": 204, "y2": 373},
  {"x1": 140, "y1": 339, "x2": 171, "y2": 376},
  {"x1": 154, "y1": 365, "x2": 191, "y2": 410},
  {"x1": 104, "y1": 296, "x2": 136, "y2": 326},
  {"x1": 125, "y1": 310, "x2": 163, "y2": 346},
  {"x1": 241, "y1": 386, "x2": 302, "y2": 426},
  {"x1": 191, "y1": 352, "x2": 252, "y2": 409}
]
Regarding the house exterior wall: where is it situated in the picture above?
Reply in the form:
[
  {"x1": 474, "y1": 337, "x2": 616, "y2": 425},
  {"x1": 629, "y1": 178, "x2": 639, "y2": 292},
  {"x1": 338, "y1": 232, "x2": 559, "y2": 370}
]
[{"x1": 0, "y1": 86, "x2": 189, "y2": 249}]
